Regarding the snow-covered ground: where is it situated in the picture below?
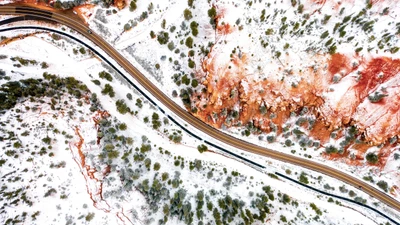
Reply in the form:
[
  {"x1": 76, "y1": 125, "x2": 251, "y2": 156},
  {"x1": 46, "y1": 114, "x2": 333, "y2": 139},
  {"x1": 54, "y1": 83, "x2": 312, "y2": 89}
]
[
  {"x1": 73, "y1": 0, "x2": 400, "y2": 205},
  {"x1": 0, "y1": 28, "x2": 397, "y2": 224}
]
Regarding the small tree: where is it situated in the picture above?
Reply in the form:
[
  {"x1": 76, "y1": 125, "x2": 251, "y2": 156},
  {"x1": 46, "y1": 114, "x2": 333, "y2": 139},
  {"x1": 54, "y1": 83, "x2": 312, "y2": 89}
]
[
  {"x1": 157, "y1": 31, "x2": 169, "y2": 45},
  {"x1": 101, "y1": 84, "x2": 115, "y2": 97},
  {"x1": 79, "y1": 47, "x2": 86, "y2": 54},
  {"x1": 366, "y1": 152, "x2": 379, "y2": 164},
  {"x1": 183, "y1": 9, "x2": 193, "y2": 20},
  {"x1": 162, "y1": 172, "x2": 169, "y2": 181},
  {"x1": 325, "y1": 145, "x2": 338, "y2": 154},
  {"x1": 126, "y1": 93, "x2": 133, "y2": 100},
  {"x1": 85, "y1": 213, "x2": 95, "y2": 221},
  {"x1": 41, "y1": 62, "x2": 49, "y2": 69},
  {"x1": 185, "y1": 37, "x2": 194, "y2": 48},
  {"x1": 116, "y1": 99, "x2": 131, "y2": 114},
  {"x1": 124, "y1": 23, "x2": 131, "y2": 31},
  {"x1": 104, "y1": 143, "x2": 115, "y2": 151},
  {"x1": 42, "y1": 136, "x2": 51, "y2": 145},
  {"x1": 191, "y1": 79, "x2": 198, "y2": 88},
  {"x1": 197, "y1": 144, "x2": 208, "y2": 153},
  {"x1": 282, "y1": 194, "x2": 291, "y2": 204},
  {"x1": 168, "y1": 41, "x2": 175, "y2": 51},
  {"x1": 377, "y1": 180, "x2": 388, "y2": 192},
  {"x1": 152, "y1": 113, "x2": 162, "y2": 129},
  {"x1": 99, "y1": 71, "x2": 113, "y2": 81},
  {"x1": 190, "y1": 21, "x2": 199, "y2": 36},
  {"x1": 161, "y1": 19, "x2": 166, "y2": 29},
  {"x1": 144, "y1": 158, "x2": 152, "y2": 170},
  {"x1": 208, "y1": 7, "x2": 217, "y2": 18},
  {"x1": 119, "y1": 123, "x2": 127, "y2": 130},
  {"x1": 129, "y1": 0, "x2": 137, "y2": 11},
  {"x1": 299, "y1": 172, "x2": 309, "y2": 184},
  {"x1": 150, "y1": 31, "x2": 156, "y2": 38},
  {"x1": 154, "y1": 162, "x2": 161, "y2": 171}
]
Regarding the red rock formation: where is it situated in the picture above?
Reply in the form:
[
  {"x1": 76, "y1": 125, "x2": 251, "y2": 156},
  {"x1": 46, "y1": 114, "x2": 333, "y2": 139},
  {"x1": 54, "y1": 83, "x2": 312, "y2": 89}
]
[{"x1": 191, "y1": 6, "x2": 400, "y2": 168}]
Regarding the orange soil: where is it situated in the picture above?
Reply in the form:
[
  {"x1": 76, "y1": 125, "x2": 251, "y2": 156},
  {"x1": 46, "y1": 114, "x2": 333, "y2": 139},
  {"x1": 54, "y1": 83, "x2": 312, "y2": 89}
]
[
  {"x1": 327, "y1": 53, "x2": 358, "y2": 78},
  {"x1": 73, "y1": 4, "x2": 96, "y2": 23},
  {"x1": 391, "y1": 185, "x2": 399, "y2": 197},
  {"x1": 309, "y1": 120, "x2": 331, "y2": 144},
  {"x1": 0, "y1": 31, "x2": 45, "y2": 45},
  {"x1": 113, "y1": 0, "x2": 126, "y2": 10}
]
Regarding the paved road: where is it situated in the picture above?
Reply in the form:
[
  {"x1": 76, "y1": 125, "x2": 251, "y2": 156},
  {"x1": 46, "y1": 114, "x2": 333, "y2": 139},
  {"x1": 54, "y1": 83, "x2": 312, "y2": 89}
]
[{"x1": 1, "y1": 5, "x2": 399, "y2": 216}]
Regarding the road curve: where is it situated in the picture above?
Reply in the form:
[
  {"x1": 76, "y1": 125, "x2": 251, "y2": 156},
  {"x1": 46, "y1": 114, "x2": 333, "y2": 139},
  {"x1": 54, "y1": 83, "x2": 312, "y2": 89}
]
[{"x1": 1, "y1": 5, "x2": 399, "y2": 216}]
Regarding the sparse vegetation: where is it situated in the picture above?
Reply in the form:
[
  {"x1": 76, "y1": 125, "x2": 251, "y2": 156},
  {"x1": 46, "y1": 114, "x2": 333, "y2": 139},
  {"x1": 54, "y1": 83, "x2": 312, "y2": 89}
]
[{"x1": 366, "y1": 152, "x2": 379, "y2": 164}]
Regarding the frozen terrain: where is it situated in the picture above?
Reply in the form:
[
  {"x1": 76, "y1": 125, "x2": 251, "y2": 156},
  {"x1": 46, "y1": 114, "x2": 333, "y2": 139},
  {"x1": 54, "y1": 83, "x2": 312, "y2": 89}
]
[{"x1": 0, "y1": 28, "x2": 397, "y2": 224}]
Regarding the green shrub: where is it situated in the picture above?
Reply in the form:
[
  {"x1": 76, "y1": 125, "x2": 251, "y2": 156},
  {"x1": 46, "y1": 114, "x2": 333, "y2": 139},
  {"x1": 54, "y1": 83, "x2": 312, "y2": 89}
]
[
  {"x1": 124, "y1": 23, "x2": 131, "y2": 31},
  {"x1": 190, "y1": 21, "x2": 199, "y2": 36},
  {"x1": 116, "y1": 99, "x2": 131, "y2": 114},
  {"x1": 366, "y1": 152, "x2": 378, "y2": 164},
  {"x1": 79, "y1": 47, "x2": 86, "y2": 54},
  {"x1": 101, "y1": 84, "x2": 115, "y2": 97},
  {"x1": 44, "y1": 188, "x2": 57, "y2": 197},
  {"x1": 157, "y1": 31, "x2": 169, "y2": 45},
  {"x1": 185, "y1": 37, "x2": 194, "y2": 48},
  {"x1": 191, "y1": 79, "x2": 198, "y2": 88},
  {"x1": 92, "y1": 79, "x2": 101, "y2": 85},
  {"x1": 377, "y1": 180, "x2": 388, "y2": 192},
  {"x1": 150, "y1": 31, "x2": 156, "y2": 38},
  {"x1": 188, "y1": 59, "x2": 195, "y2": 68},
  {"x1": 99, "y1": 71, "x2": 113, "y2": 81},
  {"x1": 208, "y1": 7, "x2": 217, "y2": 18},
  {"x1": 325, "y1": 145, "x2": 338, "y2": 154},
  {"x1": 108, "y1": 150, "x2": 119, "y2": 159},
  {"x1": 310, "y1": 203, "x2": 322, "y2": 215},
  {"x1": 85, "y1": 212, "x2": 95, "y2": 221},
  {"x1": 41, "y1": 62, "x2": 49, "y2": 69},
  {"x1": 368, "y1": 91, "x2": 387, "y2": 103},
  {"x1": 136, "y1": 99, "x2": 143, "y2": 108},
  {"x1": 197, "y1": 144, "x2": 208, "y2": 153},
  {"x1": 168, "y1": 41, "x2": 175, "y2": 51},
  {"x1": 161, "y1": 19, "x2": 166, "y2": 29},
  {"x1": 184, "y1": 9, "x2": 193, "y2": 20},
  {"x1": 119, "y1": 123, "x2": 127, "y2": 130},
  {"x1": 144, "y1": 158, "x2": 152, "y2": 169},
  {"x1": 126, "y1": 93, "x2": 132, "y2": 100},
  {"x1": 162, "y1": 172, "x2": 169, "y2": 181},
  {"x1": 152, "y1": 113, "x2": 162, "y2": 129},
  {"x1": 154, "y1": 162, "x2": 161, "y2": 171},
  {"x1": 42, "y1": 136, "x2": 51, "y2": 145},
  {"x1": 299, "y1": 172, "x2": 309, "y2": 184}
]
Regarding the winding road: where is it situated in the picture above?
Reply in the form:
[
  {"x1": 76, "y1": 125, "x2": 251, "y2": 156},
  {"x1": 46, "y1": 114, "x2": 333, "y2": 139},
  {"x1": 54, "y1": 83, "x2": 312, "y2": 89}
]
[{"x1": 0, "y1": 5, "x2": 399, "y2": 222}]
